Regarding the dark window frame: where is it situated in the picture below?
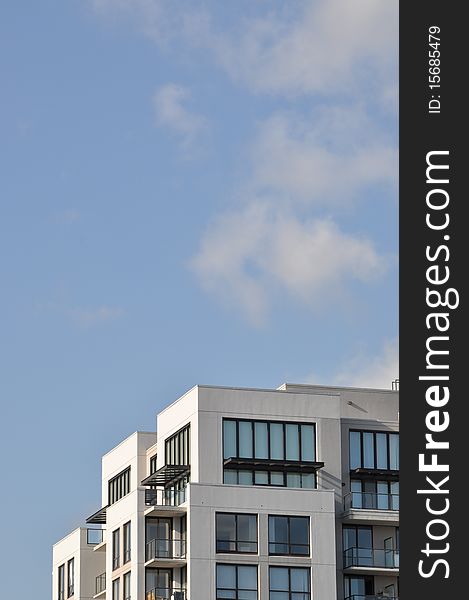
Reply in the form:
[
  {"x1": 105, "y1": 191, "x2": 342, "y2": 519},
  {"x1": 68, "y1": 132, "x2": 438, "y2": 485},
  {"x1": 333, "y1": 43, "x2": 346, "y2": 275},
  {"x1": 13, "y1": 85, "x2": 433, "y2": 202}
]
[
  {"x1": 223, "y1": 418, "x2": 317, "y2": 463},
  {"x1": 123, "y1": 521, "x2": 131, "y2": 564},
  {"x1": 268, "y1": 515, "x2": 310, "y2": 556},
  {"x1": 223, "y1": 469, "x2": 317, "y2": 489},
  {"x1": 349, "y1": 430, "x2": 399, "y2": 471},
  {"x1": 269, "y1": 566, "x2": 311, "y2": 600},
  {"x1": 165, "y1": 424, "x2": 190, "y2": 467},
  {"x1": 108, "y1": 467, "x2": 131, "y2": 506},
  {"x1": 216, "y1": 512, "x2": 258, "y2": 554},
  {"x1": 112, "y1": 528, "x2": 121, "y2": 570},
  {"x1": 58, "y1": 564, "x2": 65, "y2": 600},
  {"x1": 112, "y1": 578, "x2": 120, "y2": 600},
  {"x1": 216, "y1": 563, "x2": 258, "y2": 600},
  {"x1": 67, "y1": 558, "x2": 74, "y2": 597},
  {"x1": 123, "y1": 571, "x2": 131, "y2": 600}
]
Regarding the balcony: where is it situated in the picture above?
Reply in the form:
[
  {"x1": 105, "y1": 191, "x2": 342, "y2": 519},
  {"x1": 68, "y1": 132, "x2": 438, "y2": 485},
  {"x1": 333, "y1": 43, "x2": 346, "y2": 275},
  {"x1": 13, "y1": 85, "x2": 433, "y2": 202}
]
[
  {"x1": 145, "y1": 588, "x2": 186, "y2": 600},
  {"x1": 144, "y1": 488, "x2": 187, "y2": 518},
  {"x1": 145, "y1": 538, "x2": 186, "y2": 568},
  {"x1": 87, "y1": 528, "x2": 104, "y2": 545},
  {"x1": 342, "y1": 493, "x2": 399, "y2": 526},
  {"x1": 94, "y1": 573, "x2": 106, "y2": 598},
  {"x1": 343, "y1": 546, "x2": 400, "y2": 573}
]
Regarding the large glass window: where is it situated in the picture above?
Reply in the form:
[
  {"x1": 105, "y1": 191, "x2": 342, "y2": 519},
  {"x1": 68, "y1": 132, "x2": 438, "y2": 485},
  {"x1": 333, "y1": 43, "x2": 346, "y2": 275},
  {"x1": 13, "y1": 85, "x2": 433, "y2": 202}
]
[
  {"x1": 343, "y1": 526, "x2": 373, "y2": 568},
  {"x1": 112, "y1": 529, "x2": 120, "y2": 570},
  {"x1": 112, "y1": 578, "x2": 120, "y2": 600},
  {"x1": 67, "y1": 558, "x2": 74, "y2": 597},
  {"x1": 269, "y1": 516, "x2": 310, "y2": 556},
  {"x1": 146, "y1": 518, "x2": 172, "y2": 561},
  {"x1": 165, "y1": 424, "x2": 190, "y2": 466},
  {"x1": 108, "y1": 467, "x2": 131, "y2": 505},
  {"x1": 269, "y1": 567, "x2": 310, "y2": 600},
  {"x1": 350, "y1": 479, "x2": 400, "y2": 510},
  {"x1": 216, "y1": 513, "x2": 258, "y2": 553},
  {"x1": 239, "y1": 421, "x2": 253, "y2": 458},
  {"x1": 123, "y1": 572, "x2": 131, "y2": 600},
  {"x1": 254, "y1": 422, "x2": 268, "y2": 459},
  {"x1": 216, "y1": 564, "x2": 257, "y2": 600},
  {"x1": 344, "y1": 576, "x2": 373, "y2": 599},
  {"x1": 123, "y1": 521, "x2": 131, "y2": 564},
  {"x1": 145, "y1": 569, "x2": 171, "y2": 600},
  {"x1": 349, "y1": 431, "x2": 399, "y2": 471},
  {"x1": 58, "y1": 564, "x2": 65, "y2": 600}
]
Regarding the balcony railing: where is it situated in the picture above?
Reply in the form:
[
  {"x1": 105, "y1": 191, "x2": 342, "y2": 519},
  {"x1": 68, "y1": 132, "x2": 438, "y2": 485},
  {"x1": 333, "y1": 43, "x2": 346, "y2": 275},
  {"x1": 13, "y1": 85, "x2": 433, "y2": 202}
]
[
  {"x1": 87, "y1": 528, "x2": 104, "y2": 545},
  {"x1": 344, "y1": 547, "x2": 400, "y2": 569},
  {"x1": 145, "y1": 487, "x2": 187, "y2": 507},
  {"x1": 145, "y1": 538, "x2": 186, "y2": 561},
  {"x1": 145, "y1": 588, "x2": 186, "y2": 600},
  {"x1": 344, "y1": 492, "x2": 399, "y2": 511},
  {"x1": 345, "y1": 596, "x2": 398, "y2": 600},
  {"x1": 95, "y1": 573, "x2": 106, "y2": 595}
]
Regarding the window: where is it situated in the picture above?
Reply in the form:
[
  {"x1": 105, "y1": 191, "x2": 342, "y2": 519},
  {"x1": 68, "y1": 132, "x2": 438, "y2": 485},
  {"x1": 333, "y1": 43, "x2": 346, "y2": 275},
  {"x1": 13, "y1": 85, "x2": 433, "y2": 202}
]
[
  {"x1": 165, "y1": 424, "x2": 190, "y2": 466},
  {"x1": 123, "y1": 522, "x2": 131, "y2": 563},
  {"x1": 67, "y1": 558, "x2": 74, "y2": 597},
  {"x1": 269, "y1": 567, "x2": 310, "y2": 600},
  {"x1": 113, "y1": 528, "x2": 120, "y2": 570},
  {"x1": 216, "y1": 564, "x2": 258, "y2": 600},
  {"x1": 216, "y1": 513, "x2": 258, "y2": 553},
  {"x1": 146, "y1": 518, "x2": 175, "y2": 561},
  {"x1": 344, "y1": 576, "x2": 373, "y2": 599},
  {"x1": 350, "y1": 479, "x2": 399, "y2": 510},
  {"x1": 269, "y1": 516, "x2": 310, "y2": 556},
  {"x1": 108, "y1": 467, "x2": 131, "y2": 505},
  {"x1": 123, "y1": 572, "x2": 131, "y2": 600},
  {"x1": 349, "y1": 431, "x2": 399, "y2": 471},
  {"x1": 58, "y1": 564, "x2": 65, "y2": 600},
  {"x1": 112, "y1": 578, "x2": 120, "y2": 600},
  {"x1": 223, "y1": 419, "x2": 318, "y2": 489},
  {"x1": 149, "y1": 454, "x2": 157, "y2": 475},
  {"x1": 343, "y1": 526, "x2": 373, "y2": 568},
  {"x1": 145, "y1": 569, "x2": 171, "y2": 599},
  {"x1": 224, "y1": 420, "x2": 316, "y2": 462}
]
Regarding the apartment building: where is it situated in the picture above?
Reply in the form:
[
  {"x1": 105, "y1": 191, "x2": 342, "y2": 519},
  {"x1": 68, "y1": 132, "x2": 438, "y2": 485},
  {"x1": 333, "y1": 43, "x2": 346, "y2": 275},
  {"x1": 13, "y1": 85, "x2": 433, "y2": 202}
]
[{"x1": 52, "y1": 382, "x2": 399, "y2": 600}]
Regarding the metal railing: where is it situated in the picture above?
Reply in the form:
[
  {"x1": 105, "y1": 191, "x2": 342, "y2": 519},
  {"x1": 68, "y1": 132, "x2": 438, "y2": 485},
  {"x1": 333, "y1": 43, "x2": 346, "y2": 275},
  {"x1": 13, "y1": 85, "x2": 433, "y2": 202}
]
[
  {"x1": 146, "y1": 538, "x2": 186, "y2": 561},
  {"x1": 345, "y1": 596, "x2": 398, "y2": 600},
  {"x1": 343, "y1": 547, "x2": 400, "y2": 569},
  {"x1": 145, "y1": 487, "x2": 187, "y2": 507},
  {"x1": 95, "y1": 573, "x2": 106, "y2": 595},
  {"x1": 344, "y1": 492, "x2": 399, "y2": 511},
  {"x1": 145, "y1": 588, "x2": 186, "y2": 600},
  {"x1": 87, "y1": 528, "x2": 104, "y2": 545}
]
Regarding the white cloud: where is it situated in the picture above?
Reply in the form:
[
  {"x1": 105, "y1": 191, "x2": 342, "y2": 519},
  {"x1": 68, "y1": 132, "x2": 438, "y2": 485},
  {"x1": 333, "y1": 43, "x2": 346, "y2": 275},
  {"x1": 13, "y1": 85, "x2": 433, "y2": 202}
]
[
  {"x1": 333, "y1": 338, "x2": 399, "y2": 389},
  {"x1": 191, "y1": 203, "x2": 386, "y2": 325},
  {"x1": 250, "y1": 108, "x2": 397, "y2": 206},
  {"x1": 153, "y1": 83, "x2": 206, "y2": 146},
  {"x1": 67, "y1": 305, "x2": 124, "y2": 327}
]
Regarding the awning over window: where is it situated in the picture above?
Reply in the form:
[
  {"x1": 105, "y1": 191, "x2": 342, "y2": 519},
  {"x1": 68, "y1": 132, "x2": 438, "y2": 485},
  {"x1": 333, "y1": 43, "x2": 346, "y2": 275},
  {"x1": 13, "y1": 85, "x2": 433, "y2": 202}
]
[
  {"x1": 223, "y1": 457, "x2": 324, "y2": 473},
  {"x1": 141, "y1": 464, "x2": 190, "y2": 487},
  {"x1": 86, "y1": 505, "x2": 108, "y2": 524},
  {"x1": 350, "y1": 468, "x2": 399, "y2": 481}
]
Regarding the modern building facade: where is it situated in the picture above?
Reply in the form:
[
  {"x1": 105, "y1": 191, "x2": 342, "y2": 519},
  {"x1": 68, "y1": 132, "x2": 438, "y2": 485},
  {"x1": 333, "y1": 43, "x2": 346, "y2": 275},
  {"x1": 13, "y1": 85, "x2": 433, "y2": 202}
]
[{"x1": 52, "y1": 382, "x2": 399, "y2": 600}]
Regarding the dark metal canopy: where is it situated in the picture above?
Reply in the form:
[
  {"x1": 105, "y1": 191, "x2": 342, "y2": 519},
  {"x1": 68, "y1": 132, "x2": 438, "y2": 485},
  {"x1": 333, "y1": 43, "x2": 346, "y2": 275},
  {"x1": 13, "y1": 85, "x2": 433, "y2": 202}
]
[
  {"x1": 86, "y1": 505, "x2": 108, "y2": 525},
  {"x1": 350, "y1": 468, "x2": 399, "y2": 481},
  {"x1": 223, "y1": 457, "x2": 325, "y2": 473},
  {"x1": 141, "y1": 464, "x2": 190, "y2": 487}
]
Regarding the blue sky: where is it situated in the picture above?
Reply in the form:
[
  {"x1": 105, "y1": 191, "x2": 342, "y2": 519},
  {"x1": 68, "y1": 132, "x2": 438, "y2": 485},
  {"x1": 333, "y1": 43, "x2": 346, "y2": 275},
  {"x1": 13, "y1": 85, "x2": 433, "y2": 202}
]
[{"x1": 0, "y1": 1, "x2": 398, "y2": 596}]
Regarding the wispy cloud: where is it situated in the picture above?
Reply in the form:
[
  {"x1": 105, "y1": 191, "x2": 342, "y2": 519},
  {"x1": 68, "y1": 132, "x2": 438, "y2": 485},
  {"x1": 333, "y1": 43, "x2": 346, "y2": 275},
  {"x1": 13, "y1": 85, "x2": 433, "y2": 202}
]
[
  {"x1": 191, "y1": 203, "x2": 386, "y2": 325},
  {"x1": 336, "y1": 338, "x2": 399, "y2": 389},
  {"x1": 66, "y1": 305, "x2": 124, "y2": 327},
  {"x1": 153, "y1": 83, "x2": 207, "y2": 147}
]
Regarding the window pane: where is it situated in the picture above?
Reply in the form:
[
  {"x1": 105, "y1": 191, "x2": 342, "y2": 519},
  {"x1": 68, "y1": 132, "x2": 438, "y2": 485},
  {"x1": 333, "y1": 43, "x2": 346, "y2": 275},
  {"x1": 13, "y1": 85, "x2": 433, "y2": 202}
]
[
  {"x1": 286, "y1": 473, "x2": 301, "y2": 488},
  {"x1": 254, "y1": 471, "x2": 268, "y2": 485},
  {"x1": 269, "y1": 516, "x2": 288, "y2": 554},
  {"x1": 238, "y1": 515, "x2": 257, "y2": 544},
  {"x1": 363, "y1": 433, "x2": 375, "y2": 469},
  {"x1": 286, "y1": 424, "x2": 300, "y2": 460},
  {"x1": 376, "y1": 433, "x2": 388, "y2": 469},
  {"x1": 357, "y1": 527, "x2": 372, "y2": 549},
  {"x1": 216, "y1": 514, "x2": 236, "y2": 552},
  {"x1": 224, "y1": 421, "x2": 237, "y2": 459},
  {"x1": 224, "y1": 470, "x2": 238, "y2": 484},
  {"x1": 300, "y1": 425, "x2": 315, "y2": 461},
  {"x1": 238, "y1": 566, "x2": 257, "y2": 590},
  {"x1": 351, "y1": 480, "x2": 362, "y2": 509},
  {"x1": 239, "y1": 422, "x2": 253, "y2": 458},
  {"x1": 349, "y1": 432, "x2": 361, "y2": 469},
  {"x1": 270, "y1": 472, "x2": 284, "y2": 486},
  {"x1": 217, "y1": 565, "x2": 236, "y2": 590},
  {"x1": 301, "y1": 473, "x2": 315, "y2": 489},
  {"x1": 270, "y1": 567, "x2": 289, "y2": 591},
  {"x1": 343, "y1": 528, "x2": 356, "y2": 550},
  {"x1": 270, "y1": 423, "x2": 284, "y2": 460},
  {"x1": 238, "y1": 471, "x2": 253, "y2": 485},
  {"x1": 254, "y1": 422, "x2": 268, "y2": 459},
  {"x1": 290, "y1": 569, "x2": 310, "y2": 592},
  {"x1": 389, "y1": 434, "x2": 399, "y2": 470},
  {"x1": 290, "y1": 517, "x2": 309, "y2": 546},
  {"x1": 377, "y1": 481, "x2": 389, "y2": 509},
  {"x1": 391, "y1": 481, "x2": 400, "y2": 510}
]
